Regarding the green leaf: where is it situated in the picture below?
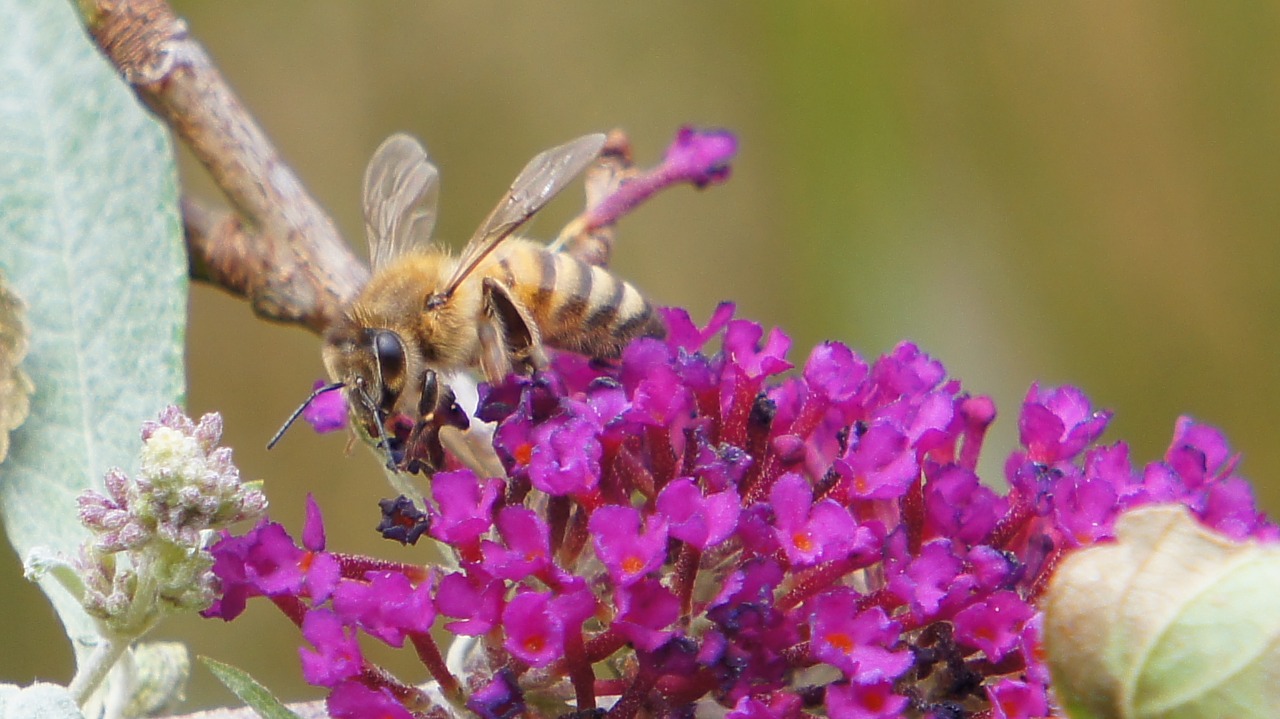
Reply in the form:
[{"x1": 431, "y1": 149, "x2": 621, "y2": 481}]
[
  {"x1": 123, "y1": 642, "x2": 191, "y2": 718},
  {"x1": 1044, "y1": 504, "x2": 1280, "y2": 719},
  {"x1": 0, "y1": 0, "x2": 185, "y2": 668},
  {"x1": 200, "y1": 658, "x2": 305, "y2": 719},
  {"x1": 0, "y1": 683, "x2": 84, "y2": 719}
]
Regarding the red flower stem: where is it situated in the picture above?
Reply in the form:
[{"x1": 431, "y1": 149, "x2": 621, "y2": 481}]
[
  {"x1": 559, "y1": 503, "x2": 591, "y2": 568},
  {"x1": 720, "y1": 374, "x2": 761, "y2": 448},
  {"x1": 786, "y1": 394, "x2": 830, "y2": 442},
  {"x1": 1026, "y1": 540, "x2": 1065, "y2": 601},
  {"x1": 268, "y1": 595, "x2": 431, "y2": 708},
  {"x1": 988, "y1": 492, "x2": 1036, "y2": 550},
  {"x1": 958, "y1": 398, "x2": 996, "y2": 471},
  {"x1": 902, "y1": 474, "x2": 926, "y2": 554},
  {"x1": 740, "y1": 402, "x2": 778, "y2": 505},
  {"x1": 409, "y1": 631, "x2": 462, "y2": 703},
  {"x1": 778, "y1": 554, "x2": 879, "y2": 612},
  {"x1": 653, "y1": 671, "x2": 718, "y2": 706},
  {"x1": 546, "y1": 495, "x2": 571, "y2": 557},
  {"x1": 672, "y1": 543, "x2": 701, "y2": 619},
  {"x1": 269, "y1": 594, "x2": 308, "y2": 627},
  {"x1": 693, "y1": 388, "x2": 721, "y2": 441},
  {"x1": 854, "y1": 586, "x2": 899, "y2": 614},
  {"x1": 607, "y1": 666, "x2": 659, "y2": 719},
  {"x1": 782, "y1": 641, "x2": 813, "y2": 668},
  {"x1": 594, "y1": 678, "x2": 628, "y2": 698},
  {"x1": 563, "y1": 628, "x2": 596, "y2": 710},
  {"x1": 505, "y1": 473, "x2": 532, "y2": 507},
  {"x1": 484, "y1": 628, "x2": 515, "y2": 670},
  {"x1": 358, "y1": 666, "x2": 432, "y2": 711},
  {"x1": 582, "y1": 626, "x2": 628, "y2": 664},
  {"x1": 646, "y1": 424, "x2": 679, "y2": 488},
  {"x1": 680, "y1": 425, "x2": 701, "y2": 478},
  {"x1": 332, "y1": 552, "x2": 429, "y2": 583},
  {"x1": 614, "y1": 444, "x2": 656, "y2": 499}
]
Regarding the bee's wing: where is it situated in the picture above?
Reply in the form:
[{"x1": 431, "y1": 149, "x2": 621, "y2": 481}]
[
  {"x1": 437, "y1": 133, "x2": 606, "y2": 300},
  {"x1": 363, "y1": 133, "x2": 440, "y2": 271}
]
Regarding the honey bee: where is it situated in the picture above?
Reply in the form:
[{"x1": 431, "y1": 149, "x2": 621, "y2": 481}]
[{"x1": 277, "y1": 132, "x2": 665, "y2": 463}]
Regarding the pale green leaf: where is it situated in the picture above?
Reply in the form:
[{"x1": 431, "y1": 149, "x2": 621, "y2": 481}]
[
  {"x1": 200, "y1": 658, "x2": 305, "y2": 719},
  {"x1": 0, "y1": 0, "x2": 185, "y2": 668},
  {"x1": 0, "y1": 683, "x2": 84, "y2": 719},
  {"x1": 1044, "y1": 504, "x2": 1280, "y2": 719},
  {"x1": 123, "y1": 642, "x2": 191, "y2": 718}
]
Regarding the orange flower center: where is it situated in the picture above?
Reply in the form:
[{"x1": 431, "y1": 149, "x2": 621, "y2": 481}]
[
  {"x1": 825, "y1": 631, "x2": 854, "y2": 654},
  {"x1": 622, "y1": 555, "x2": 645, "y2": 575}
]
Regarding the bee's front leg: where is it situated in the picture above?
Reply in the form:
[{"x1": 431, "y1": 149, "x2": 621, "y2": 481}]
[{"x1": 400, "y1": 369, "x2": 470, "y2": 475}]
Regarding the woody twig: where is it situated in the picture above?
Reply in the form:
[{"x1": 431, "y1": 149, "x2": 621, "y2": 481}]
[{"x1": 78, "y1": 0, "x2": 366, "y2": 334}]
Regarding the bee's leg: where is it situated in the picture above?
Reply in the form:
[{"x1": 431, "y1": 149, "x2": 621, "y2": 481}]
[
  {"x1": 481, "y1": 278, "x2": 548, "y2": 377},
  {"x1": 476, "y1": 320, "x2": 513, "y2": 385},
  {"x1": 401, "y1": 370, "x2": 472, "y2": 475}
]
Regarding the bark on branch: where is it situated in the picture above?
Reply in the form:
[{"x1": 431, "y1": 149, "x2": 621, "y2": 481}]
[{"x1": 82, "y1": 0, "x2": 367, "y2": 333}]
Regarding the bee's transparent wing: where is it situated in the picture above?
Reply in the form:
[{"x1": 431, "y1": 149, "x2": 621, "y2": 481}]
[
  {"x1": 363, "y1": 133, "x2": 440, "y2": 271},
  {"x1": 437, "y1": 133, "x2": 606, "y2": 300}
]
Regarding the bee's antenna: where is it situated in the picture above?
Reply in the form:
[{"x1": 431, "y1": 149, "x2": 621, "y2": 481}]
[{"x1": 267, "y1": 382, "x2": 345, "y2": 450}]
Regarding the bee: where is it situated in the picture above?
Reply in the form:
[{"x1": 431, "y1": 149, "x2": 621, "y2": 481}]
[{"x1": 276, "y1": 132, "x2": 665, "y2": 464}]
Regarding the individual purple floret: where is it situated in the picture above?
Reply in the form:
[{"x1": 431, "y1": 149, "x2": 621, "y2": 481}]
[
  {"x1": 303, "y1": 379, "x2": 348, "y2": 434},
  {"x1": 300, "y1": 608, "x2": 364, "y2": 687},
  {"x1": 577, "y1": 126, "x2": 739, "y2": 234},
  {"x1": 327, "y1": 681, "x2": 412, "y2": 719}
]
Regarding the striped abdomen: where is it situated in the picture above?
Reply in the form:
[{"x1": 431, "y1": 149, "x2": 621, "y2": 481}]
[{"x1": 488, "y1": 239, "x2": 665, "y2": 359}]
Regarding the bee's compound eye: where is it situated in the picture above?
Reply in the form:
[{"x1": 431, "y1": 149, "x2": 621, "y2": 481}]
[{"x1": 372, "y1": 330, "x2": 406, "y2": 379}]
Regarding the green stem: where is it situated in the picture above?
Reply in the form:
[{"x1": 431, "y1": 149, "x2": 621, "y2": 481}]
[{"x1": 68, "y1": 636, "x2": 129, "y2": 706}]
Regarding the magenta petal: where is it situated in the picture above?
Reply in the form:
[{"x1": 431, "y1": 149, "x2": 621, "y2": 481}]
[
  {"x1": 987, "y1": 678, "x2": 1049, "y2": 719},
  {"x1": 663, "y1": 126, "x2": 739, "y2": 188},
  {"x1": 299, "y1": 609, "x2": 363, "y2": 687},
  {"x1": 302, "y1": 379, "x2": 347, "y2": 434},
  {"x1": 327, "y1": 681, "x2": 412, "y2": 719},
  {"x1": 502, "y1": 591, "x2": 563, "y2": 667},
  {"x1": 436, "y1": 568, "x2": 504, "y2": 636},
  {"x1": 429, "y1": 470, "x2": 500, "y2": 546},
  {"x1": 661, "y1": 302, "x2": 735, "y2": 352},
  {"x1": 302, "y1": 494, "x2": 326, "y2": 552},
  {"x1": 590, "y1": 505, "x2": 668, "y2": 585},
  {"x1": 803, "y1": 341, "x2": 868, "y2": 406},
  {"x1": 952, "y1": 590, "x2": 1036, "y2": 663},
  {"x1": 825, "y1": 681, "x2": 909, "y2": 719},
  {"x1": 657, "y1": 478, "x2": 741, "y2": 550}
]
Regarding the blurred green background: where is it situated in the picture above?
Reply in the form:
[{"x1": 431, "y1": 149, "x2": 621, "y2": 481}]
[{"x1": 5, "y1": 1, "x2": 1280, "y2": 710}]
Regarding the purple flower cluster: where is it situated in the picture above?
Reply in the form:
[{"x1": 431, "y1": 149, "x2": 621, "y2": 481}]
[{"x1": 204, "y1": 303, "x2": 1273, "y2": 719}]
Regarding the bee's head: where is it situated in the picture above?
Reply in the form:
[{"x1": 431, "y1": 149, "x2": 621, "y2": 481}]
[{"x1": 322, "y1": 321, "x2": 410, "y2": 430}]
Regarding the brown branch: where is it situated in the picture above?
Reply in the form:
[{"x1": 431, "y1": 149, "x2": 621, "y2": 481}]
[{"x1": 80, "y1": 0, "x2": 367, "y2": 333}]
